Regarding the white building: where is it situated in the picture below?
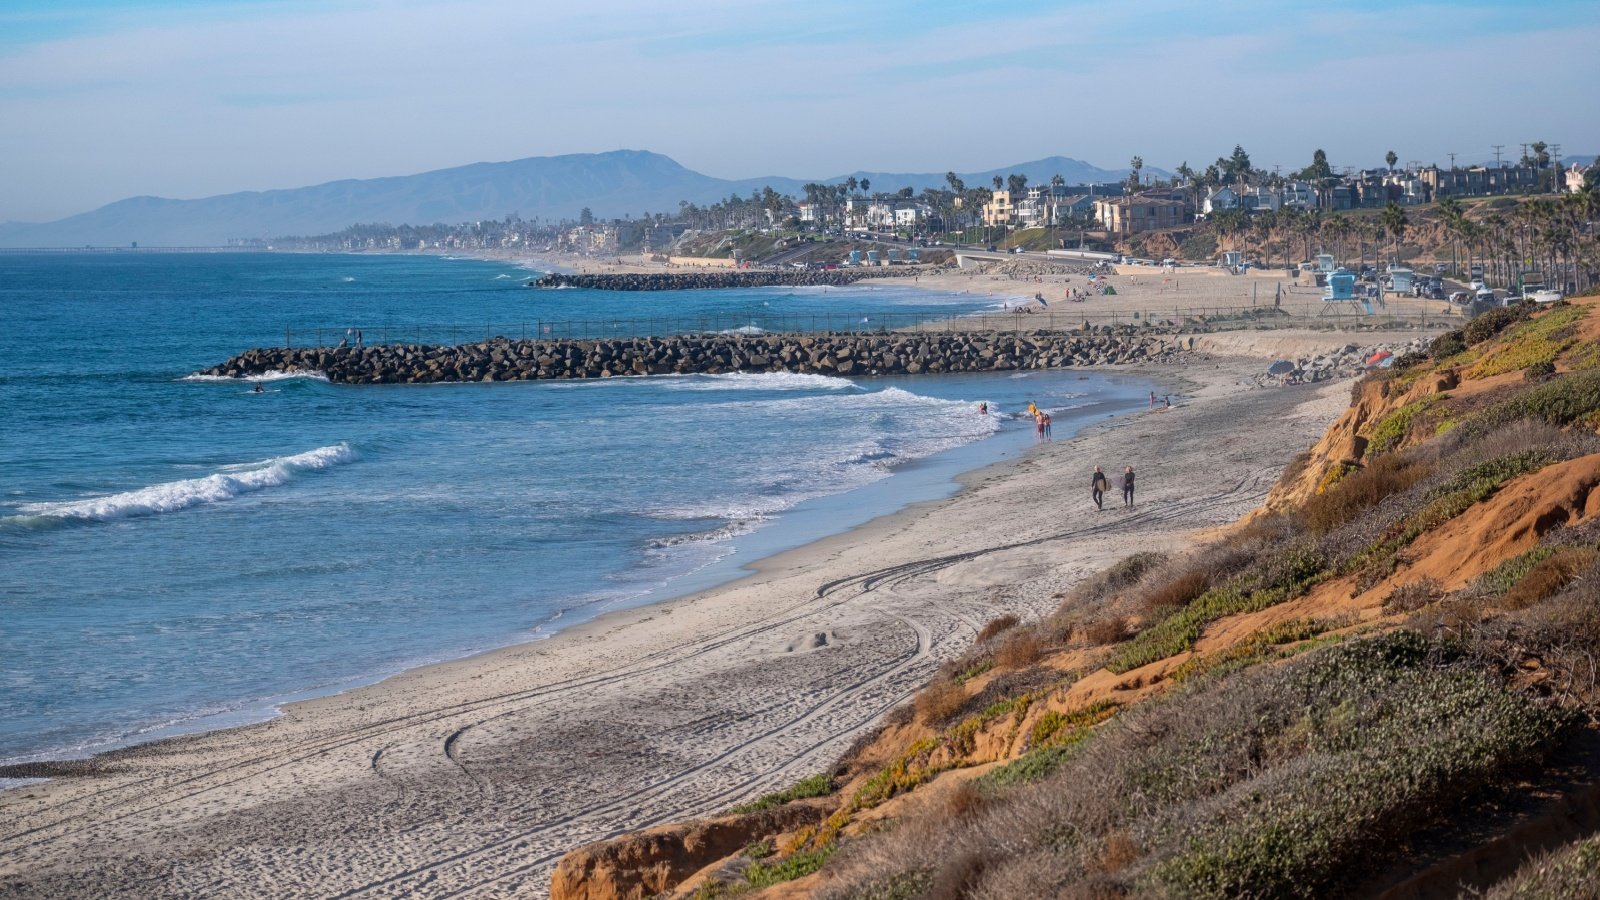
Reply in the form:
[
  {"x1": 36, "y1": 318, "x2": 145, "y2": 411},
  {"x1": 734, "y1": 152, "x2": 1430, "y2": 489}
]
[{"x1": 1202, "y1": 186, "x2": 1240, "y2": 215}]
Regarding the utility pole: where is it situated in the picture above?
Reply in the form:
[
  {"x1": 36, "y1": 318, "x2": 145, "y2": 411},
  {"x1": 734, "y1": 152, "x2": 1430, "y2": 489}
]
[
  {"x1": 1519, "y1": 143, "x2": 1530, "y2": 167},
  {"x1": 1492, "y1": 145, "x2": 1505, "y2": 168},
  {"x1": 1551, "y1": 144, "x2": 1562, "y2": 193},
  {"x1": 1447, "y1": 152, "x2": 1457, "y2": 170}
]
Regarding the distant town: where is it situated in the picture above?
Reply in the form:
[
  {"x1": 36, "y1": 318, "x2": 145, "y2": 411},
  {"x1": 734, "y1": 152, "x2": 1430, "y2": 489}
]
[{"x1": 264, "y1": 143, "x2": 1598, "y2": 297}]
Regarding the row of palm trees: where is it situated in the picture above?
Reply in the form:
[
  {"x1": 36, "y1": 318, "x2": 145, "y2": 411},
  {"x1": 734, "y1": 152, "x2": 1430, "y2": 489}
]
[
  {"x1": 1207, "y1": 190, "x2": 1597, "y2": 294},
  {"x1": 1437, "y1": 191, "x2": 1599, "y2": 293}
]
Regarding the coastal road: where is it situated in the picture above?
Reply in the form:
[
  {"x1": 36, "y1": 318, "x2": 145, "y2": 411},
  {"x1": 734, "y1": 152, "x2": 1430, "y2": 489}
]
[{"x1": 0, "y1": 360, "x2": 1346, "y2": 899}]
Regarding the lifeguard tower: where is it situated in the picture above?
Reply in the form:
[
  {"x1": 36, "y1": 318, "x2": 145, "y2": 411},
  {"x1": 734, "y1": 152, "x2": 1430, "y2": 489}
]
[
  {"x1": 1321, "y1": 267, "x2": 1371, "y2": 315},
  {"x1": 1389, "y1": 267, "x2": 1416, "y2": 295}
]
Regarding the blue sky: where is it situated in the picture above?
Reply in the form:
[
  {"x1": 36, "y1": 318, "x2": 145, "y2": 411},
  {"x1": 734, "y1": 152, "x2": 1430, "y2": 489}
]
[{"x1": 1, "y1": 0, "x2": 1596, "y2": 221}]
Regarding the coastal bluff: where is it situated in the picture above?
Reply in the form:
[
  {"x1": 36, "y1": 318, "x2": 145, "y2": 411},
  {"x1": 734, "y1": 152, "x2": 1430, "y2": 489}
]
[
  {"x1": 530, "y1": 268, "x2": 924, "y2": 291},
  {"x1": 196, "y1": 330, "x2": 1188, "y2": 384}
]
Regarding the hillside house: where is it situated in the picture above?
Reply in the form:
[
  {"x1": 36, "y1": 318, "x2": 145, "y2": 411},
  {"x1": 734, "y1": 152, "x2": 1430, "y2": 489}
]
[
  {"x1": 1202, "y1": 186, "x2": 1241, "y2": 215},
  {"x1": 1095, "y1": 195, "x2": 1185, "y2": 235}
]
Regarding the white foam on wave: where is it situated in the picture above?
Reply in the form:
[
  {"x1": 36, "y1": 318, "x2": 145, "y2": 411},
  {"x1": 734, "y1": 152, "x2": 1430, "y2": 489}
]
[
  {"x1": 11, "y1": 443, "x2": 356, "y2": 524},
  {"x1": 180, "y1": 370, "x2": 328, "y2": 383},
  {"x1": 663, "y1": 372, "x2": 859, "y2": 392},
  {"x1": 715, "y1": 325, "x2": 767, "y2": 335}
]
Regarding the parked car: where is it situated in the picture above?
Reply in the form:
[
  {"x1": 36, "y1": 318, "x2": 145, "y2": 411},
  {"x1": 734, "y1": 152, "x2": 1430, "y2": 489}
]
[{"x1": 1449, "y1": 290, "x2": 1471, "y2": 305}]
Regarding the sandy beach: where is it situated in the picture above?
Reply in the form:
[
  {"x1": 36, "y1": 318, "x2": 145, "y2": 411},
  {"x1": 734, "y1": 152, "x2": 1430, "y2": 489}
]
[
  {"x1": 519, "y1": 247, "x2": 1463, "y2": 329},
  {"x1": 0, "y1": 315, "x2": 1394, "y2": 899}
]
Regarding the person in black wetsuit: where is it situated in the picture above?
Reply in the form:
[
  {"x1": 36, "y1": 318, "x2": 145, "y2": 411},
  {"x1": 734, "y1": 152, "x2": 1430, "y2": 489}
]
[
  {"x1": 1091, "y1": 466, "x2": 1109, "y2": 510},
  {"x1": 1122, "y1": 466, "x2": 1135, "y2": 508}
]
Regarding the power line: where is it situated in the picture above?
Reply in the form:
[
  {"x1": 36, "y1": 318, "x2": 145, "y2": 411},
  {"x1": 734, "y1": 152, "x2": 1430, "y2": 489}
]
[{"x1": 1492, "y1": 145, "x2": 1505, "y2": 168}]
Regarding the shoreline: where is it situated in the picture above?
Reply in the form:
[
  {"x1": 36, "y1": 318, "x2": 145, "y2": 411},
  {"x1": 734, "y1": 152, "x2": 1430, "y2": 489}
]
[
  {"x1": 0, "y1": 341, "x2": 1372, "y2": 898},
  {"x1": 0, "y1": 369, "x2": 1157, "y2": 775}
]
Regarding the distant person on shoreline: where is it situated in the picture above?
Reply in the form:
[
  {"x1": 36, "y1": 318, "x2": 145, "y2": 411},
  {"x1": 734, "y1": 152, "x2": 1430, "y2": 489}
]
[
  {"x1": 1042, "y1": 413, "x2": 1052, "y2": 437},
  {"x1": 1122, "y1": 466, "x2": 1135, "y2": 507},
  {"x1": 1149, "y1": 390, "x2": 1157, "y2": 408},
  {"x1": 1092, "y1": 466, "x2": 1109, "y2": 510}
]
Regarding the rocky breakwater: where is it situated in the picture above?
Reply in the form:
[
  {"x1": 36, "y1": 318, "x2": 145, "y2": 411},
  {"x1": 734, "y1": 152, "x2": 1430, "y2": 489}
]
[
  {"x1": 531, "y1": 267, "x2": 923, "y2": 291},
  {"x1": 197, "y1": 329, "x2": 1187, "y2": 385}
]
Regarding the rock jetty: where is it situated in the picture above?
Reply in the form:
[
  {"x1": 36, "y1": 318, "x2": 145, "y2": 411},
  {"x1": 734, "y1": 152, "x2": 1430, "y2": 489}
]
[
  {"x1": 531, "y1": 268, "x2": 922, "y2": 291},
  {"x1": 197, "y1": 330, "x2": 1188, "y2": 385}
]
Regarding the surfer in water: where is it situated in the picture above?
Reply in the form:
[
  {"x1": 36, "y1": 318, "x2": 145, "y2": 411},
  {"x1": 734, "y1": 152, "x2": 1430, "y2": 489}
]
[{"x1": 252, "y1": 382, "x2": 264, "y2": 393}]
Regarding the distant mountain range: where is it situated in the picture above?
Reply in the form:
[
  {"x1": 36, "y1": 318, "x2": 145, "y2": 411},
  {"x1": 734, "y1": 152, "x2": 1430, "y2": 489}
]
[{"x1": 0, "y1": 150, "x2": 1163, "y2": 248}]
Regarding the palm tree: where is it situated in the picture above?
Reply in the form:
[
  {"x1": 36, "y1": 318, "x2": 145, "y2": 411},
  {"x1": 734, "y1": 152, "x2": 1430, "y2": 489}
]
[
  {"x1": 1128, "y1": 156, "x2": 1144, "y2": 192},
  {"x1": 860, "y1": 178, "x2": 870, "y2": 196},
  {"x1": 1437, "y1": 196, "x2": 1464, "y2": 276},
  {"x1": 1385, "y1": 150, "x2": 1398, "y2": 172},
  {"x1": 1381, "y1": 202, "x2": 1408, "y2": 264}
]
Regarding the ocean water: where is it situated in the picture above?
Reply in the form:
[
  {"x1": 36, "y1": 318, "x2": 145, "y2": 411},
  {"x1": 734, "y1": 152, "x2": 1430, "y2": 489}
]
[{"x1": 0, "y1": 252, "x2": 1150, "y2": 765}]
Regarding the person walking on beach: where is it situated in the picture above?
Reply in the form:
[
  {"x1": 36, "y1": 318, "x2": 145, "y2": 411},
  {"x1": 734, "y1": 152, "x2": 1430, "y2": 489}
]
[
  {"x1": 1149, "y1": 390, "x2": 1157, "y2": 408},
  {"x1": 1122, "y1": 466, "x2": 1135, "y2": 508},
  {"x1": 1091, "y1": 466, "x2": 1109, "y2": 510}
]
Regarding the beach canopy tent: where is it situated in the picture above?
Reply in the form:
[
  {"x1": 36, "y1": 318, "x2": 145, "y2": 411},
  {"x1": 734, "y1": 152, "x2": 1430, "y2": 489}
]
[
  {"x1": 1267, "y1": 360, "x2": 1296, "y2": 375},
  {"x1": 1367, "y1": 350, "x2": 1393, "y2": 365}
]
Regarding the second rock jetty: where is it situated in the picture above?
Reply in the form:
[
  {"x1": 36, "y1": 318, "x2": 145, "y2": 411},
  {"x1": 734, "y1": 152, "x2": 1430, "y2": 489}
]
[
  {"x1": 198, "y1": 330, "x2": 1189, "y2": 384},
  {"x1": 531, "y1": 268, "x2": 921, "y2": 291}
]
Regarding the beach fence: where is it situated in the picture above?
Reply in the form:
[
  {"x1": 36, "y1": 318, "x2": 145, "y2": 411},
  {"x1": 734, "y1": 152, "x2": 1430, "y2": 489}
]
[{"x1": 281, "y1": 305, "x2": 1454, "y2": 348}]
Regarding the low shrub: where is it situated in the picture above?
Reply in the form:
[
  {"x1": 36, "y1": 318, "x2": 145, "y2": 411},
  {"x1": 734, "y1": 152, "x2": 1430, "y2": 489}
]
[
  {"x1": 1484, "y1": 833, "x2": 1600, "y2": 899},
  {"x1": 1463, "y1": 304, "x2": 1531, "y2": 345},
  {"x1": 914, "y1": 677, "x2": 968, "y2": 726},
  {"x1": 1366, "y1": 397, "x2": 1437, "y2": 456},
  {"x1": 1429, "y1": 330, "x2": 1467, "y2": 359},
  {"x1": 1384, "y1": 577, "x2": 1443, "y2": 614},
  {"x1": 1083, "y1": 616, "x2": 1134, "y2": 646},
  {"x1": 995, "y1": 630, "x2": 1045, "y2": 669},
  {"x1": 730, "y1": 773, "x2": 836, "y2": 814},
  {"x1": 744, "y1": 846, "x2": 838, "y2": 889},
  {"x1": 974, "y1": 614, "x2": 1020, "y2": 644},
  {"x1": 1503, "y1": 549, "x2": 1599, "y2": 610},
  {"x1": 1392, "y1": 350, "x2": 1429, "y2": 370},
  {"x1": 1467, "y1": 303, "x2": 1587, "y2": 379},
  {"x1": 1100, "y1": 551, "x2": 1168, "y2": 591},
  {"x1": 1145, "y1": 634, "x2": 1568, "y2": 898},
  {"x1": 1459, "y1": 371, "x2": 1600, "y2": 438},
  {"x1": 1138, "y1": 569, "x2": 1211, "y2": 617},
  {"x1": 818, "y1": 632, "x2": 1573, "y2": 900},
  {"x1": 1525, "y1": 359, "x2": 1557, "y2": 381},
  {"x1": 1303, "y1": 452, "x2": 1432, "y2": 534}
]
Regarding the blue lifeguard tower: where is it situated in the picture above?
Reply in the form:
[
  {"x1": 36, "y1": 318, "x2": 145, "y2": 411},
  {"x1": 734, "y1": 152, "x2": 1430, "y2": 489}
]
[{"x1": 1322, "y1": 267, "x2": 1372, "y2": 315}]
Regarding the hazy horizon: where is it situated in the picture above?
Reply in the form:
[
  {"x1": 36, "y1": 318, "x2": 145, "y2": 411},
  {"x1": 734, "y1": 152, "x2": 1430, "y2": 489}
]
[{"x1": 3, "y1": 0, "x2": 1598, "y2": 223}]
